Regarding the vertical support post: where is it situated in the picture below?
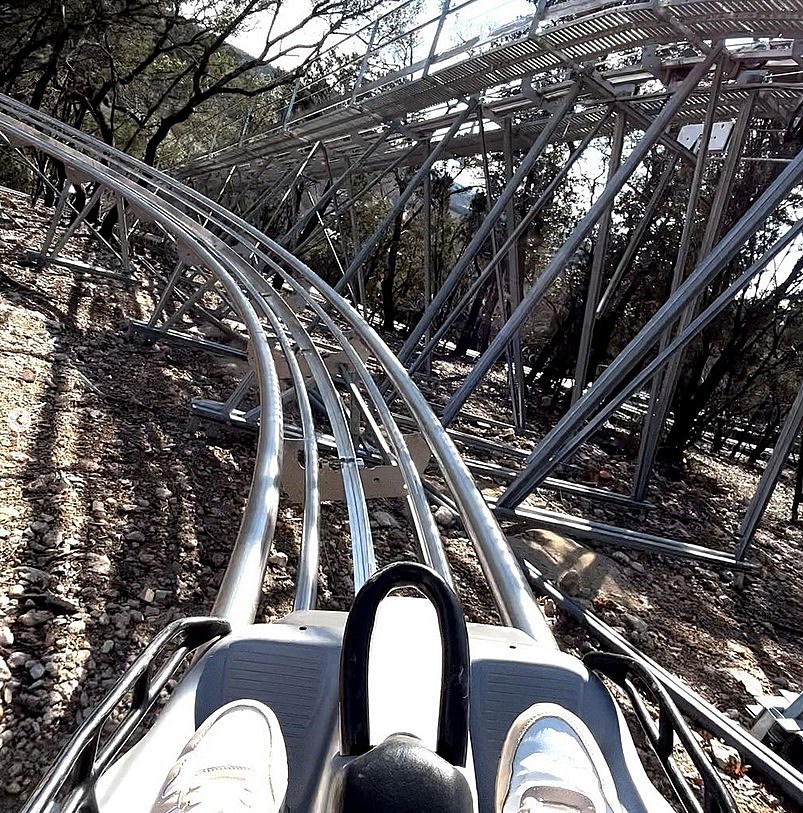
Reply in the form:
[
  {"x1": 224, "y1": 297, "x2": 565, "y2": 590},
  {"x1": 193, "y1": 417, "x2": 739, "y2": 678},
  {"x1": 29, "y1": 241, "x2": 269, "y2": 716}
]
[
  {"x1": 39, "y1": 178, "x2": 71, "y2": 256},
  {"x1": 406, "y1": 109, "x2": 613, "y2": 376},
  {"x1": 632, "y1": 82, "x2": 754, "y2": 500},
  {"x1": 571, "y1": 112, "x2": 626, "y2": 404},
  {"x1": 530, "y1": 0, "x2": 550, "y2": 32},
  {"x1": 206, "y1": 126, "x2": 219, "y2": 158},
  {"x1": 495, "y1": 150, "x2": 803, "y2": 508},
  {"x1": 630, "y1": 58, "x2": 725, "y2": 497},
  {"x1": 117, "y1": 197, "x2": 131, "y2": 277},
  {"x1": 239, "y1": 98, "x2": 256, "y2": 145},
  {"x1": 345, "y1": 174, "x2": 367, "y2": 309},
  {"x1": 503, "y1": 118, "x2": 526, "y2": 431},
  {"x1": 735, "y1": 379, "x2": 803, "y2": 561},
  {"x1": 440, "y1": 47, "x2": 722, "y2": 427},
  {"x1": 479, "y1": 106, "x2": 521, "y2": 428},
  {"x1": 422, "y1": 140, "x2": 433, "y2": 376}
]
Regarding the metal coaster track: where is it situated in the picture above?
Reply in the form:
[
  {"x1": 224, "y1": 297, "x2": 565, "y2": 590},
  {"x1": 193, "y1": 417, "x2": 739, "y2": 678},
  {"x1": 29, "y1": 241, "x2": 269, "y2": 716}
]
[
  {"x1": 179, "y1": 0, "x2": 803, "y2": 184},
  {"x1": 0, "y1": 93, "x2": 551, "y2": 639},
  {"x1": 3, "y1": 0, "x2": 803, "y2": 805}
]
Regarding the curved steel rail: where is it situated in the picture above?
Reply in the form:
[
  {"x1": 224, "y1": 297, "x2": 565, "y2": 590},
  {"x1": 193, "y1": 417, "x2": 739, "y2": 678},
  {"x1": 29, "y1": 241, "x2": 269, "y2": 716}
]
[{"x1": 0, "y1": 93, "x2": 552, "y2": 641}]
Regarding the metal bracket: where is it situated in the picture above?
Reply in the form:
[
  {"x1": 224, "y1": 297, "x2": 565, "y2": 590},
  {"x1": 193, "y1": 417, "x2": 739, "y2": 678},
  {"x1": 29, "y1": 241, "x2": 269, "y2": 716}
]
[
  {"x1": 251, "y1": 334, "x2": 370, "y2": 383},
  {"x1": 64, "y1": 165, "x2": 96, "y2": 187},
  {"x1": 281, "y1": 434, "x2": 431, "y2": 502},
  {"x1": 749, "y1": 691, "x2": 803, "y2": 768}
]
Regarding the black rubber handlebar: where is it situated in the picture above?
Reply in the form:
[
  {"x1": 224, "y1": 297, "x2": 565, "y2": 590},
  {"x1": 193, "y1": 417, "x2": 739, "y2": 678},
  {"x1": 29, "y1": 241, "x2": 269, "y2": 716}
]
[{"x1": 339, "y1": 562, "x2": 470, "y2": 766}]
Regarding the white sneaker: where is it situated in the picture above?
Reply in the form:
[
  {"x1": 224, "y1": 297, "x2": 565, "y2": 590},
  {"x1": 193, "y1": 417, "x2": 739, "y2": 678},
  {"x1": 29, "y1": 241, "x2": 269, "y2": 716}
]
[
  {"x1": 149, "y1": 699, "x2": 288, "y2": 812},
  {"x1": 495, "y1": 703, "x2": 622, "y2": 813}
]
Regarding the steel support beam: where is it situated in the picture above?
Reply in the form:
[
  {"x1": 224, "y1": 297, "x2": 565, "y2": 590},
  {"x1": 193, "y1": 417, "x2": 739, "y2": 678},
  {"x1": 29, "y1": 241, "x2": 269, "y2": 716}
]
[
  {"x1": 441, "y1": 48, "x2": 722, "y2": 427},
  {"x1": 633, "y1": 83, "x2": 755, "y2": 500},
  {"x1": 399, "y1": 84, "x2": 583, "y2": 366},
  {"x1": 497, "y1": 151, "x2": 803, "y2": 508},
  {"x1": 531, "y1": 32, "x2": 698, "y2": 167},
  {"x1": 116, "y1": 197, "x2": 132, "y2": 277},
  {"x1": 501, "y1": 222, "x2": 803, "y2": 498},
  {"x1": 595, "y1": 153, "x2": 679, "y2": 318},
  {"x1": 503, "y1": 117, "x2": 527, "y2": 431},
  {"x1": 478, "y1": 106, "x2": 522, "y2": 429},
  {"x1": 39, "y1": 179, "x2": 71, "y2": 256},
  {"x1": 571, "y1": 111, "x2": 626, "y2": 404},
  {"x1": 422, "y1": 141, "x2": 433, "y2": 376},
  {"x1": 334, "y1": 99, "x2": 480, "y2": 296},
  {"x1": 352, "y1": 18, "x2": 380, "y2": 103},
  {"x1": 240, "y1": 164, "x2": 300, "y2": 222},
  {"x1": 630, "y1": 58, "x2": 726, "y2": 496},
  {"x1": 147, "y1": 262, "x2": 185, "y2": 327},
  {"x1": 491, "y1": 498, "x2": 743, "y2": 567},
  {"x1": 280, "y1": 127, "x2": 393, "y2": 245},
  {"x1": 422, "y1": 0, "x2": 451, "y2": 78},
  {"x1": 406, "y1": 110, "x2": 612, "y2": 376},
  {"x1": 735, "y1": 378, "x2": 803, "y2": 561},
  {"x1": 263, "y1": 140, "x2": 322, "y2": 233},
  {"x1": 47, "y1": 185, "x2": 104, "y2": 259},
  {"x1": 293, "y1": 140, "x2": 422, "y2": 257}
]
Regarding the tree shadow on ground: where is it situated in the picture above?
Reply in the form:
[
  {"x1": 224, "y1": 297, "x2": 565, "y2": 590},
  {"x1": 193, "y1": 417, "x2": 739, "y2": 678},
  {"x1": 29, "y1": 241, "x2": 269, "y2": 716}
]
[{"x1": 0, "y1": 235, "x2": 292, "y2": 807}]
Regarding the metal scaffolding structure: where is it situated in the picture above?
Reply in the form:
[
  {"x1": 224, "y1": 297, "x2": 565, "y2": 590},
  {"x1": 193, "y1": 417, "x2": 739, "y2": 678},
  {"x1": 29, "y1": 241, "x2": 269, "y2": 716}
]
[{"x1": 173, "y1": 0, "x2": 803, "y2": 567}]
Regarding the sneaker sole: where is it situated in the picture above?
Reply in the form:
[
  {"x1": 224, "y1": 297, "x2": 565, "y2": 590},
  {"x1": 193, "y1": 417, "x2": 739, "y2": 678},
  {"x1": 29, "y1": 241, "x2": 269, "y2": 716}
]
[{"x1": 494, "y1": 702, "x2": 620, "y2": 813}]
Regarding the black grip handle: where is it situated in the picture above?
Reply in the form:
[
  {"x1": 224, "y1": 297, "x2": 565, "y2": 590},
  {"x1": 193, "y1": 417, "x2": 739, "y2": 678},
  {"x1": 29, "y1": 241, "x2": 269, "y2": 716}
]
[{"x1": 339, "y1": 562, "x2": 470, "y2": 766}]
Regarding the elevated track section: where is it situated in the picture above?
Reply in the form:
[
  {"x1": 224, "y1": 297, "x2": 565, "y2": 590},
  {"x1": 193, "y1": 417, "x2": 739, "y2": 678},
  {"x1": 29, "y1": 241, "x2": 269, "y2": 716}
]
[
  {"x1": 181, "y1": 0, "x2": 803, "y2": 184},
  {"x1": 173, "y1": 0, "x2": 803, "y2": 572}
]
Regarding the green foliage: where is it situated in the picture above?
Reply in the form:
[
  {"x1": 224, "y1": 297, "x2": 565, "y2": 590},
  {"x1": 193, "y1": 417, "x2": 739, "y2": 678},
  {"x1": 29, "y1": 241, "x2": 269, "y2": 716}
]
[
  {"x1": 0, "y1": 0, "x2": 394, "y2": 165},
  {"x1": 515, "y1": 121, "x2": 803, "y2": 465}
]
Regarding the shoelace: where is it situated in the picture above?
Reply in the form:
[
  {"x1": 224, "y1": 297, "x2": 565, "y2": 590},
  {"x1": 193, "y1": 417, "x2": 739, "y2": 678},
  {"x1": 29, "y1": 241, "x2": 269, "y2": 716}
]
[{"x1": 159, "y1": 765, "x2": 258, "y2": 811}]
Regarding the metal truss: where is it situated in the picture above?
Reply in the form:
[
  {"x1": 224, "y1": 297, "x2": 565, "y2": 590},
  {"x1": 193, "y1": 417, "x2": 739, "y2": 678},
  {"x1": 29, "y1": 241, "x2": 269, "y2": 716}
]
[{"x1": 170, "y1": 0, "x2": 803, "y2": 570}]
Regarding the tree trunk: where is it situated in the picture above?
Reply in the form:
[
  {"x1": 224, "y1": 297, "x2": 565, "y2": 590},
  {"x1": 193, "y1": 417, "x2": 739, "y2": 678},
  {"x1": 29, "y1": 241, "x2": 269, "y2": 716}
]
[
  {"x1": 380, "y1": 210, "x2": 403, "y2": 332},
  {"x1": 792, "y1": 435, "x2": 803, "y2": 521}
]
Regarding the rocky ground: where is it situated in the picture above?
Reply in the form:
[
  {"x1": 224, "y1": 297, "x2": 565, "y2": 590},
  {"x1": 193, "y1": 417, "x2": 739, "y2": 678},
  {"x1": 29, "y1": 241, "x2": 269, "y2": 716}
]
[{"x1": 0, "y1": 186, "x2": 801, "y2": 812}]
